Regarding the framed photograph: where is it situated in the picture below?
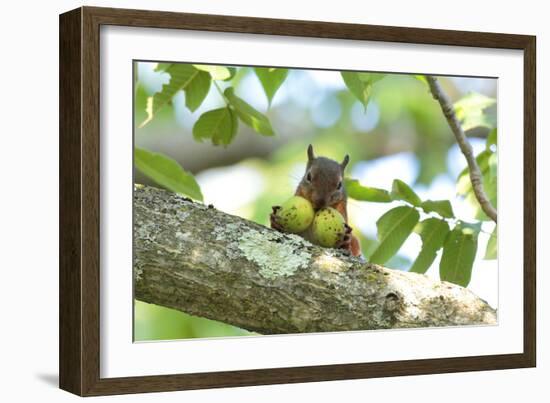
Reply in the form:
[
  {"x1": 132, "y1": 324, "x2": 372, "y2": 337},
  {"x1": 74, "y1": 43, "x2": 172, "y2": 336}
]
[{"x1": 59, "y1": 6, "x2": 536, "y2": 396}]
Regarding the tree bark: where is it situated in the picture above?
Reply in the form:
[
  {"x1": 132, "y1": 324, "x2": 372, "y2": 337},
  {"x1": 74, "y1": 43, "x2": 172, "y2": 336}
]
[{"x1": 134, "y1": 185, "x2": 497, "y2": 334}]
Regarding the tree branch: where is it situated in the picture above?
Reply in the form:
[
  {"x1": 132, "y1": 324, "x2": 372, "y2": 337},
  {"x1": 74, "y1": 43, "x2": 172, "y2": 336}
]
[
  {"x1": 425, "y1": 75, "x2": 497, "y2": 223},
  {"x1": 134, "y1": 185, "x2": 496, "y2": 334}
]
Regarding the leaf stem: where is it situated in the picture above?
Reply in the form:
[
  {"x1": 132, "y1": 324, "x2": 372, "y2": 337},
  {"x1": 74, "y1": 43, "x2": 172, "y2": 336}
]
[{"x1": 213, "y1": 80, "x2": 230, "y2": 104}]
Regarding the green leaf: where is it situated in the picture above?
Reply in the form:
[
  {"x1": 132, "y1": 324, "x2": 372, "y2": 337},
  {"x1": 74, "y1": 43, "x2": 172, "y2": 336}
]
[
  {"x1": 154, "y1": 63, "x2": 172, "y2": 72},
  {"x1": 457, "y1": 150, "x2": 497, "y2": 221},
  {"x1": 254, "y1": 67, "x2": 289, "y2": 106},
  {"x1": 391, "y1": 179, "x2": 422, "y2": 206},
  {"x1": 489, "y1": 152, "x2": 497, "y2": 178},
  {"x1": 414, "y1": 75, "x2": 428, "y2": 85},
  {"x1": 134, "y1": 147, "x2": 203, "y2": 201},
  {"x1": 345, "y1": 179, "x2": 392, "y2": 202},
  {"x1": 369, "y1": 206, "x2": 420, "y2": 264},
  {"x1": 134, "y1": 84, "x2": 150, "y2": 126},
  {"x1": 193, "y1": 107, "x2": 238, "y2": 146},
  {"x1": 224, "y1": 87, "x2": 275, "y2": 136},
  {"x1": 454, "y1": 92, "x2": 497, "y2": 131},
  {"x1": 223, "y1": 67, "x2": 237, "y2": 81},
  {"x1": 485, "y1": 226, "x2": 497, "y2": 260},
  {"x1": 341, "y1": 71, "x2": 385, "y2": 110},
  {"x1": 457, "y1": 151, "x2": 490, "y2": 196},
  {"x1": 439, "y1": 223, "x2": 480, "y2": 287},
  {"x1": 486, "y1": 128, "x2": 497, "y2": 150},
  {"x1": 193, "y1": 65, "x2": 232, "y2": 80},
  {"x1": 139, "y1": 64, "x2": 209, "y2": 127},
  {"x1": 410, "y1": 218, "x2": 450, "y2": 274},
  {"x1": 420, "y1": 200, "x2": 455, "y2": 218},
  {"x1": 185, "y1": 71, "x2": 211, "y2": 112}
]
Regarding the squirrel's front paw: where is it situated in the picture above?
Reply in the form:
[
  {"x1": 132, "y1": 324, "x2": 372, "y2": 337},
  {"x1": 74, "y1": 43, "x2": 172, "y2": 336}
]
[
  {"x1": 336, "y1": 223, "x2": 353, "y2": 253},
  {"x1": 270, "y1": 206, "x2": 285, "y2": 232}
]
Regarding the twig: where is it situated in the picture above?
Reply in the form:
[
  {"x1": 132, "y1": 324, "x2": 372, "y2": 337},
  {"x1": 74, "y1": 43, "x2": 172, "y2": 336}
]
[{"x1": 425, "y1": 75, "x2": 497, "y2": 223}]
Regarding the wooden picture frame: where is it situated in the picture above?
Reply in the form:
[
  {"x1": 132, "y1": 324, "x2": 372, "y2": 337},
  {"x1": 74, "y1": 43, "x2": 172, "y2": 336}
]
[{"x1": 59, "y1": 6, "x2": 536, "y2": 396}]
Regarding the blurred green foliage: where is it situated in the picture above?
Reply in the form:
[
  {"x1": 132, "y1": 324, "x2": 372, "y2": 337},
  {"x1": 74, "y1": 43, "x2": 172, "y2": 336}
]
[{"x1": 134, "y1": 301, "x2": 252, "y2": 341}]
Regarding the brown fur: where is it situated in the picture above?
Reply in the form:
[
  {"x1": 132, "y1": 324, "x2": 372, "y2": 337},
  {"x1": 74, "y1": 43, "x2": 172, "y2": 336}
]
[{"x1": 294, "y1": 145, "x2": 361, "y2": 257}]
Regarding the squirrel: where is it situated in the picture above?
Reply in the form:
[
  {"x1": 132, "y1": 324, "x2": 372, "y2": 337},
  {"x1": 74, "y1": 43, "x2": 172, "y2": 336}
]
[{"x1": 270, "y1": 144, "x2": 362, "y2": 257}]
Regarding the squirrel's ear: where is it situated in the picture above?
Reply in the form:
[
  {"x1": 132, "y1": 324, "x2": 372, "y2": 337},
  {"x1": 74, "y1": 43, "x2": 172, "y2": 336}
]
[
  {"x1": 307, "y1": 144, "x2": 316, "y2": 161},
  {"x1": 341, "y1": 154, "x2": 350, "y2": 170}
]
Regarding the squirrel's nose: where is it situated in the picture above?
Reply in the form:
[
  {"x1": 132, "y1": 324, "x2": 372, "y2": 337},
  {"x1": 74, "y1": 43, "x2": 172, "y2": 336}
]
[{"x1": 312, "y1": 196, "x2": 327, "y2": 209}]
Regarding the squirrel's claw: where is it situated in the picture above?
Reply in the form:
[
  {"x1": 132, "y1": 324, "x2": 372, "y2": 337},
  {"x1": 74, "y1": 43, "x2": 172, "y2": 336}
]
[
  {"x1": 336, "y1": 223, "x2": 353, "y2": 253},
  {"x1": 270, "y1": 206, "x2": 285, "y2": 232}
]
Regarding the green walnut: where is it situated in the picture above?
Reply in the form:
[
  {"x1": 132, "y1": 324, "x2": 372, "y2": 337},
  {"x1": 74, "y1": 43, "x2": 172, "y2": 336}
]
[
  {"x1": 311, "y1": 207, "x2": 346, "y2": 247},
  {"x1": 274, "y1": 196, "x2": 315, "y2": 233}
]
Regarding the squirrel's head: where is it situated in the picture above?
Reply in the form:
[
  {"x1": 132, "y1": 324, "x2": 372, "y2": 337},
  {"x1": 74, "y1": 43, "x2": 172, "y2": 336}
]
[{"x1": 298, "y1": 144, "x2": 350, "y2": 209}]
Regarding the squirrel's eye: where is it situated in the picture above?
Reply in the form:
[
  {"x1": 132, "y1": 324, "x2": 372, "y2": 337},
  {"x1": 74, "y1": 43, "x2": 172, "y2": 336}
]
[
  {"x1": 306, "y1": 173, "x2": 312, "y2": 182},
  {"x1": 337, "y1": 181, "x2": 342, "y2": 189}
]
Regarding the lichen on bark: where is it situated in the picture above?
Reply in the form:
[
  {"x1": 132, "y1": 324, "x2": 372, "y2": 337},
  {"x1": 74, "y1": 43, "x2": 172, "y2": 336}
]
[{"x1": 238, "y1": 230, "x2": 312, "y2": 279}]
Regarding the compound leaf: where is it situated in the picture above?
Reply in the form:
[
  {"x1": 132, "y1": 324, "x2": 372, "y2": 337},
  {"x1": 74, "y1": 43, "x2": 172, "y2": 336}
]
[
  {"x1": 454, "y1": 92, "x2": 496, "y2": 131},
  {"x1": 391, "y1": 179, "x2": 422, "y2": 206},
  {"x1": 224, "y1": 87, "x2": 274, "y2": 136},
  {"x1": 484, "y1": 226, "x2": 497, "y2": 260},
  {"x1": 345, "y1": 179, "x2": 392, "y2": 203},
  {"x1": 439, "y1": 223, "x2": 480, "y2": 287},
  {"x1": 420, "y1": 200, "x2": 455, "y2": 218},
  {"x1": 135, "y1": 147, "x2": 203, "y2": 201},
  {"x1": 341, "y1": 71, "x2": 385, "y2": 110},
  {"x1": 193, "y1": 65, "x2": 232, "y2": 80},
  {"x1": 254, "y1": 67, "x2": 289, "y2": 106},
  {"x1": 369, "y1": 206, "x2": 420, "y2": 264},
  {"x1": 410, "y1": 218, "x2": 450, "y2": 274},
  {"x1": 140, "y1": 64, "x2": 210, "y2": 127},
  {"x1": 193, "y1": 107, "x2": 238, "y2": 146}
]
